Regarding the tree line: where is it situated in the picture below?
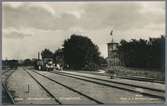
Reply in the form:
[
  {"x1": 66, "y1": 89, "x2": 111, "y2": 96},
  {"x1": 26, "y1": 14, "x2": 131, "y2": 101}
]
[
  {"x1": 3, "y1": 34, "x2": 106, "y2": 71},
  {"x1": 2, "y1": 60, "x2": 18, "y2": 70},
  {"x1": 40, "y1": 34, "x2": 107, "y2": 71},
  {"x1": 3, "y1": 34, "x2": 164, "y2": 71},
  {"x1": 117, "y1": 36, "x2": 165, "y2": 70}
]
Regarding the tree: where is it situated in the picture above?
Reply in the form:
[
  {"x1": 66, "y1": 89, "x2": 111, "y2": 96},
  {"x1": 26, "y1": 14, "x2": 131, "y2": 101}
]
[
  {"x1": 63, "y1": 34, "x2": 104, "y2": 70},
  {"x1": 96, "y1": 56, "x2": 108, "y2": 68},
  {"x1": 53, "y1": 48, "x2": 64, "y2": 65},
  {"x1": 117, "y1": 36, "x2": 165, "y2": 69},
  {"x1": 41, "y1": 49, "x2": 53, "y2": 59},
  {"x1": 23, "y1": 59, "x2": 33, "y2": 66},
  {"x1": 4, "y1": 60, "x2": 18, "y2": 69}
]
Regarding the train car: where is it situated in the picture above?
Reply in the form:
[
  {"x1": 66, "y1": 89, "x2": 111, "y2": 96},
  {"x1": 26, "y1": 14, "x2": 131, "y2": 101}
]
[{"x1": 35, "y1": 58, "x2": 55, "y2": 71}]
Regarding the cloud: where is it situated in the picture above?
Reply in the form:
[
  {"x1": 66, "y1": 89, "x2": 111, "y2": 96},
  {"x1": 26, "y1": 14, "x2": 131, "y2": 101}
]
[
  {"x1": 3, "y1": 28, "x2": 32, "y2": 39},
  {"x1": 5, "y1": 31, "x2": 31, "y2": 39},
  {"x1": 2, "y1": 1, "x2": 165, "y2": 59},
  {"x1": 3, "y1": 2, "x2": 165, "y2": 31},
  {"x1": 3, "y1": 3, "x2": 79, "y2": 30},
  {"x1": 79, "y1": 2, "x2": 165, "y2": 31}
]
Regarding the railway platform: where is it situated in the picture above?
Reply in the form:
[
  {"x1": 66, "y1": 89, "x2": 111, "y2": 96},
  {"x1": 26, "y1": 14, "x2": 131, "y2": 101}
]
[{"x1": 59, "y1": 70, "x2": 165, "y2": 91}]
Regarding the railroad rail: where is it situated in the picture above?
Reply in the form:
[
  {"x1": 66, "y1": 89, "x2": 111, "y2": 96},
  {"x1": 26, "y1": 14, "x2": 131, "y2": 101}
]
[
  {"x1": 2, "y1": 70, "x2": 16, "y2": 104},
  {"x1": 112, "y1": 75, "x2": 164, "y2": 84},
  {"x1": 70, "y1": 71, "x2": 164, "y2": 84},
  {"x1": 25, "y1": 70, "x2": 104, "y2": 104},
  {"x1": 52, "y1": 71, "x2": 164, "y2": 92},
  {"x1": 49, "y1": 71, "x2": 165, "y2": 100},
  {"x1": 26, "y1": 71, "x2": 62, "y2": 104}
]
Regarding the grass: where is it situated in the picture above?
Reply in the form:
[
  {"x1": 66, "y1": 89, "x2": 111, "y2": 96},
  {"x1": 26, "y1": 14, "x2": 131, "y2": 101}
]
[{"x1": 106, "y1": 66, "x2": 164, "y2": 81}]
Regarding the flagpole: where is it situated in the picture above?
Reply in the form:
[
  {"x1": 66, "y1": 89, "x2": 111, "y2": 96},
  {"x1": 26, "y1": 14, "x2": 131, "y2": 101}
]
[{"x1": 110, "y1": 30, "x2": 113, "y2": 43}]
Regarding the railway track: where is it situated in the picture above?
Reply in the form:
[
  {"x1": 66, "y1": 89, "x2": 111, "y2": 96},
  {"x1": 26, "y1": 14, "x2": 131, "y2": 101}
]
[
  {"x1": 69, "y1": 71, "x2": 164, "y2": 84},
  {"x1": 52, "y1": 71, "x2": 165, "y2": 92},
  {"x1": 2, "y1": 70, "x2": 16, "y2": 104},
  {"x1": 25, "y1": 70, "x2": 103, "y2": 104},
  {"x1": 26, "y1": 71, "x2": 62, "y2": 104},
  {"x1": 49, "y1": 71, "x2": 165, "y2": 100}
]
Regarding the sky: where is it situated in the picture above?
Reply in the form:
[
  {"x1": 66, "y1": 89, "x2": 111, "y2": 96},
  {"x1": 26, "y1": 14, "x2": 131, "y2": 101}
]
[{"x1": 2, "y1": 1, "x2": 165, "y2": 60}]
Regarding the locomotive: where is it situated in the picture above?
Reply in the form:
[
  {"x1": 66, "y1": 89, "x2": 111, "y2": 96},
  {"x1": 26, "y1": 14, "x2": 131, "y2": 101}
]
[{"x1": 35, "y1": 58, "x2": 55, "y2": 71}]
